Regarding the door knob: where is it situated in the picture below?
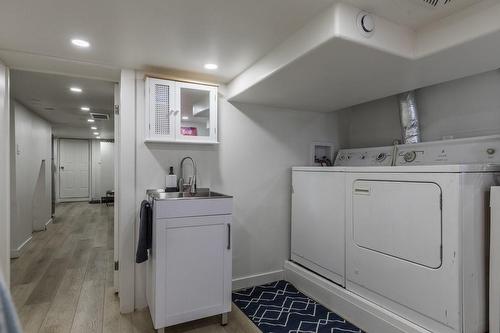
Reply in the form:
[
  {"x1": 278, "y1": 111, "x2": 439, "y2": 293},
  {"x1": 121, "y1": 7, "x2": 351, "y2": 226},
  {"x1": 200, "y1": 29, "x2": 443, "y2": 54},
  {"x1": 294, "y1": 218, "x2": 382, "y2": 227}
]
[{"x1": 60, "y1": 166, "x2": 64, "y2": 170}]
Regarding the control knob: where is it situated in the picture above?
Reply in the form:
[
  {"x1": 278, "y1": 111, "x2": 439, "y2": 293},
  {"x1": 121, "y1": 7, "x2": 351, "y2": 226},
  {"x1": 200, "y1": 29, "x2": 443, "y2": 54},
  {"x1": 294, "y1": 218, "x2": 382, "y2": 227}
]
[
  {"x1": 376, "y1": 153, "x2": 387, "y2": 162},
  {"x1": 404, "y1": 151, "x2": 417, "y2": 163}
]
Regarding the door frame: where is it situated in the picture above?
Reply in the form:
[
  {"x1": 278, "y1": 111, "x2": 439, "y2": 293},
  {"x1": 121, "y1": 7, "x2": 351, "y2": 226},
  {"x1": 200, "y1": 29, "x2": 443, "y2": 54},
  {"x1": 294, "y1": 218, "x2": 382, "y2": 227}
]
[
  {"x1": 57, "y1": 138, "x2": 91, "y2": 202},
  {"x1": 0, "y1": 61, "x2": 10, "y2": 285},
  {"x1": 117, "y1": 69, "x2": 135, "y2": 313},
  {"x1": 113, "y1": 83, "x2": 120, "y2": 293}
]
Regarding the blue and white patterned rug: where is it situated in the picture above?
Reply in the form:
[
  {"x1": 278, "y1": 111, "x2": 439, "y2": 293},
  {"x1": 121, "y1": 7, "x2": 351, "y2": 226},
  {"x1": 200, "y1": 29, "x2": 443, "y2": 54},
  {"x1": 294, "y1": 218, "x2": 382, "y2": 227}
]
[{"x1": 232, "y1": 280, "x2": 364, "y2": 333}]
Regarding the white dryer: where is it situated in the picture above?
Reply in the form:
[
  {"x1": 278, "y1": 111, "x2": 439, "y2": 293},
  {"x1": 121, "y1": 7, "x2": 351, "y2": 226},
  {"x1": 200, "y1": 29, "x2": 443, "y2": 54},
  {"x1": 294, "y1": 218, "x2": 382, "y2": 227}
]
[
  {"x1": 291, "y1": 146, "x2": 393, "y2": 287},
  {"x1": 345, "y1": 136, "x2": 500, "y2": 333}
]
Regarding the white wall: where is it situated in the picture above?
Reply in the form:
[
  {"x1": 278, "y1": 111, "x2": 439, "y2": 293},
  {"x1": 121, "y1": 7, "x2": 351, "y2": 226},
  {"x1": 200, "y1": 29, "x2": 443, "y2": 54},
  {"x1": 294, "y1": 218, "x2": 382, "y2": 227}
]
[
  {"x1": 10, "y1": 100, "x2": 52, "y2": 256},
  {"x1": 99, "y1": 141, "x2": 114, "y2": 195},
  {"x1": 132, "y1": 71, "x2": 343, "y2": 308},
  {"x1": 91, "y1": 140, "x2": 114, "y2": 200},
  {"x1": 0, "y1": 61, "x2": 10, "y2": 283},
  {"x1": 342, "y1": 70, "x2": 500, "y2": 147},
  {"x1": 90, "y1": 140, "x2": 101, "y2": 200}
]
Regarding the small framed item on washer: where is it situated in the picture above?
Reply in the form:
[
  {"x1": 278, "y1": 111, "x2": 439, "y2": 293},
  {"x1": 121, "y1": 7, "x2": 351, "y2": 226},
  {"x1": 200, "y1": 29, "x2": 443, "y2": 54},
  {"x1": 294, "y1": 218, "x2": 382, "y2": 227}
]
[{"x1": 310, "y1": 142, "x2": 335, "y2": 166}]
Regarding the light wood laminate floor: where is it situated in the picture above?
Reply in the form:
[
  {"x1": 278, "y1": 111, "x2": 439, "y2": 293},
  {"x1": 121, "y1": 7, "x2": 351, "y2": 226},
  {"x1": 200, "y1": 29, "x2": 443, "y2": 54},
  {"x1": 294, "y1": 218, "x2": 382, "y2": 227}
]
[{"x1": 10, "y1": 202, "x2": 260, "y2": 333}]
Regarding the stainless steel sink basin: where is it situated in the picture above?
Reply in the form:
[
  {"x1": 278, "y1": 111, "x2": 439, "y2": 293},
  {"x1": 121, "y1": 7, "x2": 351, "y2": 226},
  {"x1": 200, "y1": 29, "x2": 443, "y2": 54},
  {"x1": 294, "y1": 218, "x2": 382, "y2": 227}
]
[{"x1": 147, "y1": 188, "x2": 232, "y2": 201}]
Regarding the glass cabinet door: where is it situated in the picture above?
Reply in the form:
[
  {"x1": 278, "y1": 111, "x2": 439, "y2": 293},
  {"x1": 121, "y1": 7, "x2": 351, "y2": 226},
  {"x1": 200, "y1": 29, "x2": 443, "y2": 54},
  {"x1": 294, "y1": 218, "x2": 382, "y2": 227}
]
[{"x1": 176, "y1": 82, "x2": 217, "y2": 143}]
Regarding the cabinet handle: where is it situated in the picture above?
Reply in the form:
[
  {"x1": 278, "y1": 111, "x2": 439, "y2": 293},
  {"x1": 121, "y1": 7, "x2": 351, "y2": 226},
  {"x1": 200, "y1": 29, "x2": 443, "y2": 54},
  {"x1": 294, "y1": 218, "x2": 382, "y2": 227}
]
[{"x1": 227, "y1": 224, "x2": 231, "y2": 250}]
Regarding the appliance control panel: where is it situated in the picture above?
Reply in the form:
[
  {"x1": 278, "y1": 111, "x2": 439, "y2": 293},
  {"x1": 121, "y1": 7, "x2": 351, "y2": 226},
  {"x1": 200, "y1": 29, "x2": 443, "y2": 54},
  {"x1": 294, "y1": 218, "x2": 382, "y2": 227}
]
[
  {"x1": 395, "y1": 135, "x2": 500, "y2": 165},
  {"x1": 335, "y1": 146, "x2": 394, "y2": 166}
]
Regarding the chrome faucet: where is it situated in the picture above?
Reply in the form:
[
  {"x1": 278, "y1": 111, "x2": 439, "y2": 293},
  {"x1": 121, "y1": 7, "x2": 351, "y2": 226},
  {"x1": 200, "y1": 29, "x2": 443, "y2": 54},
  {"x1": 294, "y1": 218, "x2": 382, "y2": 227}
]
[{"x1": 178, "y1": 157, "x2": 197, "y2": 194}]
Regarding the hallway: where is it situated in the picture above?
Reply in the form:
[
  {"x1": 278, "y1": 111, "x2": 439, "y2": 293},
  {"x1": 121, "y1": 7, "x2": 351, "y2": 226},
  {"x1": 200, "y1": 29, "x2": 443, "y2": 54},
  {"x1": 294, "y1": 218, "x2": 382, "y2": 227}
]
[
  {"x1": 9, "y1": 202, "x2": 153, "y2": 332},
  {"x1": 9, "y1": 202, "x2": 259, "y2": 333}
]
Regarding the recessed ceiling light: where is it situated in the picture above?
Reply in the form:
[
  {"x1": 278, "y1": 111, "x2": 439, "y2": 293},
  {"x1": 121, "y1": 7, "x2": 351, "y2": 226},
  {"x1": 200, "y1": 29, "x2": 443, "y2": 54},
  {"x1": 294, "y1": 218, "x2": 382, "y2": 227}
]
[
  {"x1": 70, "y1": 87, "x2": 82, "y2": 93},
  {"x1": 71, "y1": 39, "x2": 90, "y2": 48},
  {"x1": 182, "y1": 116, "x2": 189, "y2": 120},
  {"x1": 81, "y1": 106, "x2": 90, "y2": 111},
  {"x1": 90, "y1": 126, "x2": 97, "y2": 130},
  {"x1": 87, "y1": 119, "x2": 95, "y2": 123},
  {"x1": 96, "y1": 136, "x2": 101, "y2": 139},
  {"x1": 204, "y1": 63, "x2": 218, "y2": 70},
  {"x1": 93, "y1": 132, "x2": 99, "y2": 136}
]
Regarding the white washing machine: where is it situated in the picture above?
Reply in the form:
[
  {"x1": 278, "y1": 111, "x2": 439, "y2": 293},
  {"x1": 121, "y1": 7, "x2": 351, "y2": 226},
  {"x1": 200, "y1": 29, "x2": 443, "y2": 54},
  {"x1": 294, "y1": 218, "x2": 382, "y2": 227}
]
[
  {"x1": 344, "y1": 136, "x2": 500, "y2": 333},
  {"x1": 291, "y1": 146, "x2": 394, "y2": 286}
]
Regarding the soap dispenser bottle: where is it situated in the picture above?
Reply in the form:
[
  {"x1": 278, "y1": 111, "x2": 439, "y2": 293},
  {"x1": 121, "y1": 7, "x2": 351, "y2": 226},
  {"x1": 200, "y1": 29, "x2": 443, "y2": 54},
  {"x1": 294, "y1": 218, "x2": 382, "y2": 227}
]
[{"x1": 165, "y1": 166, "x2": 178, "y2": 192}]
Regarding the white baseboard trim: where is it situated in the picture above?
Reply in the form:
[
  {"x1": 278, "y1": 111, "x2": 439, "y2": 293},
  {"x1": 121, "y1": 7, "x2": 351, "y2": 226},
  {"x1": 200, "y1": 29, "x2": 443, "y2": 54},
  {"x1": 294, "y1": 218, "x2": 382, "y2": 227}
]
[
  {"x1": 10, "y1": 236, "x2": 33, "y2": 259},
  {"x1": 232, "y1": 269, "x2": 284, "y2": 291},
  {"x1": 284, "y1": 261, "x2": 431, "y2": 333},
  {"x1": 57, "y1": 197, "x2": 90, "y2": 203},
  {"x1": 33, "y1": 218, "x2": 53, "y2": 232}
]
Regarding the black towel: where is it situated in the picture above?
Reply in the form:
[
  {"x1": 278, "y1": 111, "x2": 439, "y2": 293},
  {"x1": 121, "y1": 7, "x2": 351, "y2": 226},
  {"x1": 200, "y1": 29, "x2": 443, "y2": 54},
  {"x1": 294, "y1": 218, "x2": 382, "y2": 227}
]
[{"x1": 136, "y1": 200, "x2": 152, "y2": 263}]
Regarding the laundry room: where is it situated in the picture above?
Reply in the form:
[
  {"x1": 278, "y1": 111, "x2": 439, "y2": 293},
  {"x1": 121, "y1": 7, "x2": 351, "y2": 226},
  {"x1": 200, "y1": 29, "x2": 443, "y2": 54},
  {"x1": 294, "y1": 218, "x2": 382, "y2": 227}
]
[{"x1": 1, "y1": 1, "x2": 500, "y2": 333}]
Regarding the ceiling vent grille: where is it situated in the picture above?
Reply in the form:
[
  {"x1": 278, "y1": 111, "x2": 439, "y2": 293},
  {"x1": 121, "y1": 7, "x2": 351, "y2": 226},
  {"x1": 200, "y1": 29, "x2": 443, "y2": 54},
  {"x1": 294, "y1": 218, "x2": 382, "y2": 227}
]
[
  {"x1": 90, "y1": 113, "x2": 110, "y2": 120},
  {"x1": 410, "y1": 0, "x2": 480, "y2": 11},
  {"x1": 414, "y1": 0, "x2": 455, "y2": 8}
]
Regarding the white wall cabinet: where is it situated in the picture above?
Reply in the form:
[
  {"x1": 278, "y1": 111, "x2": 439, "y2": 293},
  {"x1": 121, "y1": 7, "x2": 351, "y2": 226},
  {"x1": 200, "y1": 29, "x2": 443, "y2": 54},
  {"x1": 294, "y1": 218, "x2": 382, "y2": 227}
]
[
  {"x1": 147, "y1": 197, "x2": 232, "y2": 330},
  {"x1": 145, "y1": 78, "x2": 218, "y2": 144}
]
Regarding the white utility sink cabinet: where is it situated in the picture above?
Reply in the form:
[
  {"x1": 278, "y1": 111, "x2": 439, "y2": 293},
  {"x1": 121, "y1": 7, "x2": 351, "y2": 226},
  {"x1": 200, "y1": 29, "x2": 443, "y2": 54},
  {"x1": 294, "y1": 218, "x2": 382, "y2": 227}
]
[{"x1": 146, "y1": 195, "x2": 233, "y2": 331}]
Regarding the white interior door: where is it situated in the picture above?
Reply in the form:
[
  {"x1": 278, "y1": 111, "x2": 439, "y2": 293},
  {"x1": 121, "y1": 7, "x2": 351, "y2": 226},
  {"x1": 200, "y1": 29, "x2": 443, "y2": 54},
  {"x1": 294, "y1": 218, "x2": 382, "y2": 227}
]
[{"x1": 59, "y1": 139, "x2": 89, "y2": 199}]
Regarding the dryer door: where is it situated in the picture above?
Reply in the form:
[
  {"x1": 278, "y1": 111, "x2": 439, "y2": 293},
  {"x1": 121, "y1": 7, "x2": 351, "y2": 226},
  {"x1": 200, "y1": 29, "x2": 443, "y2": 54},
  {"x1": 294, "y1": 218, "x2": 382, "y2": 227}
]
[{"x1": 352, "y1": 180, "x2": 442, "y2": 268}]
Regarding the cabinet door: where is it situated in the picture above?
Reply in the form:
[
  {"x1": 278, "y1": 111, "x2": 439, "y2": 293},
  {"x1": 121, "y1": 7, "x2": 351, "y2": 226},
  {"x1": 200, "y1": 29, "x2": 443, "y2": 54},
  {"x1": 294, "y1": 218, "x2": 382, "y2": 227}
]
[
  {"x1": 291, "y1": 171, "x2": 345, "y2": 286},
  {"x1": 175, "y1": 82, "x2": 217, "y2": 143},
  {"x1": 146, "y1": 78, "x2": 176, "y2": 141},
  {"x1": 159, "y1": 215, "x2": 231, "y2": 326}
]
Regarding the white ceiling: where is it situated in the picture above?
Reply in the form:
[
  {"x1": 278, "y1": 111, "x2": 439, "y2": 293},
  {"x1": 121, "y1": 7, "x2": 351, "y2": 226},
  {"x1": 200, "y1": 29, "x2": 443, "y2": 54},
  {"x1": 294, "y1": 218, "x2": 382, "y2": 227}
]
[
  {"x1": 0, "y1": 0, "x2": 338, "y2": 83},
  {"x1": 227, "y1": 0, "x2": 500, "y2": 112},
  {"x1": 0, "y1": 0, "x2": 485, "y2": 84},
  {"x1": 10, "y1": 70, "x2": 115, "y2": 139}
]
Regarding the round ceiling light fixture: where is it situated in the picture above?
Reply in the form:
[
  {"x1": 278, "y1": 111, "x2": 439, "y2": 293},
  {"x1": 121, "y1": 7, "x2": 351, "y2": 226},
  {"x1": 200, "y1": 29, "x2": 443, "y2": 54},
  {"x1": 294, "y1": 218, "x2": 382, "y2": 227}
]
[
  {"x1": 93, "y1": 132, "x2": 99, "y2": 136},
  {"x1": 204, "y1": 63, "x2": 218, "y2": 70},
  {"x1": 90, "y1": 126, "x2": 97, "y2": 130},
  {"x1": 70, "y1": 87, "x2": 82, "y2": 93},
  {"x1": 87, "y1": 119, "x2": 95, "y2": 123},
  {"x1": 81, "y1": 106, "x2": 90, "y2": 111},
  {"x1": 71, "y1": 39, "x2": 90, "y2": 48}
]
